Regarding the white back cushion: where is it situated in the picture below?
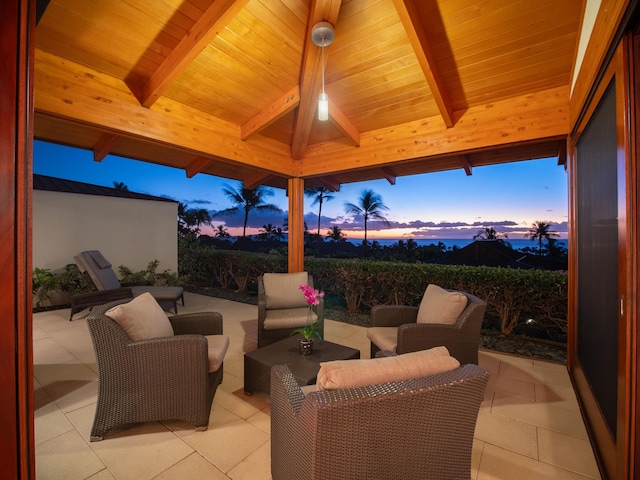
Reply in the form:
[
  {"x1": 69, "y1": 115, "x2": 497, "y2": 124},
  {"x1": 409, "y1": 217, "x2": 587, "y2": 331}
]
[
  {"x1": 316, "y1": 346, "x2": 460, "y2": 390},
  {"x1": 416, "y1": 284, "x2": 467, "y2": 325},
  {"x1": 263, "y1": 272, "x2": 309, "y2": 309},
  {"x1": 106, "y1": 292, "x2": 174, "y2": 340}
]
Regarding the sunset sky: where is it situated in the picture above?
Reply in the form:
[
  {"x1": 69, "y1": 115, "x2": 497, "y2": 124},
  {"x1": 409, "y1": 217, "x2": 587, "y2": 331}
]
[{"x1": 34, "y1": 140, "x2": 568, "y2": 241}]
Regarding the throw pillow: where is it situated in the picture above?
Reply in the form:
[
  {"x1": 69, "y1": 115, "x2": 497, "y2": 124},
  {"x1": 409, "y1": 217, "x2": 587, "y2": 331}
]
[
  {"x1": 316, "y1": 346, "x2": 460, "y2": 390},
  {"x1": 263, "y1": 272, "x2": 309, "y2": 309},
  {"x1": 106, "y1": 292, "x2": 173, "y2": 340},
  {"x1": 416, "y1": 284, "x2": 467, "y2": 324}
]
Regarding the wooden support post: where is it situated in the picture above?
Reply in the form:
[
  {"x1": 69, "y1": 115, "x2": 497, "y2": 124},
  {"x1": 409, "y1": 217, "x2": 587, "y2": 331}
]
[{"x1": 287, "y1": 178, "x2": 305, "y2": 273}]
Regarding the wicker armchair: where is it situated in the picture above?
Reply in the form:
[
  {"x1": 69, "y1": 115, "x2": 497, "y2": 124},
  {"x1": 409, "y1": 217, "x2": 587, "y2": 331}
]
[
  {"x1": 367, "y1": 289, "x2": 486, "y2": 364},
  {"x1": 87, "y1": 302, "x2": 227, "y2": 441},
  {"x1": 257, "y1": 272, "x2": 324, "y2": 347},
  {"x1": 270, "y1": 363, "x2": 490, "y2": 480}
]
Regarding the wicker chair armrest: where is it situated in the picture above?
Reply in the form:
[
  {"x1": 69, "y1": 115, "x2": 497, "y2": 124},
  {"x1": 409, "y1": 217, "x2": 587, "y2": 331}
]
[
  {"x1": 370, "y1": 305, "x2": 419, "y2": 327},
  {"x1": 169, "y1": 312, "x2": 223, "y2": 336},
  {"x1": 397, "y1": 323, "x2": 481, "y2": 363}
]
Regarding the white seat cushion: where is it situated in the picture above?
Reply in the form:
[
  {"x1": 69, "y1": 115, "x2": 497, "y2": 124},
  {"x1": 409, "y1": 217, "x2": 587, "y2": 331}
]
[
  {"x1": 263, "y1": 307, "x2": 317, "y2": 330},
  {"x1": 316, "y1": 346, "x2": 460, "y2": 390},
  {"x1": 366, "y1": 327, "x2": 398, "y2": 352},
  {"x1": 106, "y1": 292, "x2": 173, "y2": 340},
  {"x1": 205, "y1": 335, "x2": 229, "y2": 373},
  {"x1": 417, "y1": 284, "x2": 467, "y2": 324}
]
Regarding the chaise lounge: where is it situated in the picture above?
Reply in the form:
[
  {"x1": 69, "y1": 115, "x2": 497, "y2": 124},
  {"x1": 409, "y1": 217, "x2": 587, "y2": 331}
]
[{"x1": 71, "y1": 250, "x2": 184, "y2": 319}]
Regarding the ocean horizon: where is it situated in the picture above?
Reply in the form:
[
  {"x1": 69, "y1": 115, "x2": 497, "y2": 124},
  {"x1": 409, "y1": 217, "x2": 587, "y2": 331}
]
[{"x1": 341, "y1": 238, "x2": 568, "y2": 250}]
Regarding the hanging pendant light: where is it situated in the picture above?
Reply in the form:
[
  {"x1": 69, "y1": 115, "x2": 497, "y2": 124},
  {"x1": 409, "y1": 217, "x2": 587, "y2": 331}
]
[{"x1": 311, "y1": 22, "x2": 334, "y2": 121}]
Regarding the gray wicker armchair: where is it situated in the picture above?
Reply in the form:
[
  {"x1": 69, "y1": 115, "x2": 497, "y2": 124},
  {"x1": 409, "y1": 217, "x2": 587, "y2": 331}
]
[
  {"x1": 270, "y1": 363, "x2": 490, "y2": 480},
  {"x1": 367, "y1": 288, "x2": 486, "y2": 364},
  {"x1": 87, "y1": 302, "x2": 227, "y2": 441},
  {"x1": 257, "y1": 272, "x2": 324, "y2": 347}
]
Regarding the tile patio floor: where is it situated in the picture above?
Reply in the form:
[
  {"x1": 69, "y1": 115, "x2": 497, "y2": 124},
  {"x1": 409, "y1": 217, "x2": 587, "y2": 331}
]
[{"x1": 34, "y1": 292, "x2": 601, "y2": 480}]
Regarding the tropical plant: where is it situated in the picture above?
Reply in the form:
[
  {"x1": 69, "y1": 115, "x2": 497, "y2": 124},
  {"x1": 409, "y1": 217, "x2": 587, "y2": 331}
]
[
  {"x1": 305, "y1": 187, "x2": 334, "y2": 235},
  {"x1": 526, "y1": 221, "x2": 560, "y2": 255},
  {"x1": 178, "y1": 203, "x2": 212, "y2": 237},
  {"x1": 215, "y1": 182, "x2": 282, "y2": 237},
  {"x1": 326, "y1": 225, "x2": 346, "y2": 242},
  {"x1": 343, "y1": 189, "x2": 390, "y2": 247},
  {"x1": 290, "y1": 284, "x2": 324, "y2": 340},
  {"x1": 112, "y1": 181, "x2": 129, "y2": 191}
]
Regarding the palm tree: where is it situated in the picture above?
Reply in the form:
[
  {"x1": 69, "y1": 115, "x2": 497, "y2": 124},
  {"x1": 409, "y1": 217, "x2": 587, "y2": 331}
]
[
  {"x1": 213, "y1": 224, "x2": 230, "y2": 238},
  {"x1": 215, "y1": 182, "x2": 282, "y2": 237},
  {"x1": 190, "y1": 208, "x2": 211, "y2": 233},
  {"x1": 113, "y1": 181, "x2": 129, "y2": 191},
  {"x1": 305, "y1": 187, "x2": 334, "y2": 235},
  {"x1": 326, "y1": 225, "x2": 346, "y2": 242},
  {"x1": 473, "y1": 227, "x2": 508, "y2": 241},
  {"x1": 344, "y1": 189, "x2": 390, "y2": 247},
  {"x1": 526, "y1": 221, "x2": 560, "y2": 255}
]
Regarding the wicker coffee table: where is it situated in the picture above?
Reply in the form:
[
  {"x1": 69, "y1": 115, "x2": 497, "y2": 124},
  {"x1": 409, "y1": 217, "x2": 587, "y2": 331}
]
[{"x1": 244, "y1": 336, "x2": 360, "y2": 395}]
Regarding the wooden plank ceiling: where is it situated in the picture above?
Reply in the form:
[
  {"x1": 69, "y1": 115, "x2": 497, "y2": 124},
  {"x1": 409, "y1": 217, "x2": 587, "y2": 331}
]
[{"x1": 33, "y1": 0, "x2": 583, "y2": 190}]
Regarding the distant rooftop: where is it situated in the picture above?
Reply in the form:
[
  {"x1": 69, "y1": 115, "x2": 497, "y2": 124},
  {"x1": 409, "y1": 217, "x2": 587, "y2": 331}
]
[{"x1": 33, "y1": 174, "x2": 176, "y2": 203}]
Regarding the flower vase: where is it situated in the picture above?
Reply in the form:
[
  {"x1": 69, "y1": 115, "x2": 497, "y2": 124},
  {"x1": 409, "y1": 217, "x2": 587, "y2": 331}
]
[{"x1": 299, "y1": 337, "x2": 314, "y2": 356}]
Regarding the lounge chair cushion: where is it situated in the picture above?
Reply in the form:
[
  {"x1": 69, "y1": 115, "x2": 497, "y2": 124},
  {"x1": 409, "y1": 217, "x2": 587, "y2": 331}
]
[
  {"x1": 205, "y1": 335, "x2": 230, "y2": 373},
  {"x1": 263, "y1": 272, "x2": 309, "y2": 309},
  {"x1": 316, "y1": 346, "x2": 460, "y2": 390},
  {"x1": 366, "y1": 327, "x2": 398, "y2": 352},
  {"x1": 263, "y1": 307, "x2": 317, "y2": 330},
  {"x1": 106, "y1": 292, "x2": 174, "y2": 340},
  {"x1": 417, "y1": 284, "x2": 467, "y2": 324}
]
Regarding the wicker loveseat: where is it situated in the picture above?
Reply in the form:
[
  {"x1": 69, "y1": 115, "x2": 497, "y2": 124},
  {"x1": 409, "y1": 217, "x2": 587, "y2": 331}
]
[
  {"x1": 86, "y1": 297, "x2": 228, "y2": 441},
  {"x1": 270, "y1": 360, "x2": 490, "y2": 480}
]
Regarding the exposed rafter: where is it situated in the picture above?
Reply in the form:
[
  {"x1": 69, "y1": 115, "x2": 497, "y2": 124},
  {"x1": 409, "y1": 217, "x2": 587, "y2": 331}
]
[
  {"x1": 315, "y1": 175, "x2": 341, "y2": 192},
  {"x1": 380, "y1": 167, "x2": 397, "y2": 185},
  {"x1": 393, "y1": 0, "x2": 455, "y2": 128},
  {"x1": 130, "y1": 0, "x2": 249, "y2": 108},
  {"x1": 328, "y1": 98, "x2": 360, "y2": 147},
  {"x1": 461, "y1": 155, "x2": 473, "y2": 176},
  {"x1": 244, "y1": 171, "x2": 273, "y2": 190},
  {"x1": 241, "y1": 86, "x2": 300, "y2": 141},
  {"x1": 186, "y1": 156, "x2": 216, "y2": 178},
  {"x1": 93, "y1": 133, "x2": 118, "y2": 162},
  {"x1": 290, "y1": 0, "x2": 342, "y2": 160}
]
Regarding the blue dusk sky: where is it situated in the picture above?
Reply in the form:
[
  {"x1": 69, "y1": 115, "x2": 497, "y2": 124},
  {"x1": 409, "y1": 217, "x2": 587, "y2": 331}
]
[{"x1": 33, "y1": 140, "x2": 568, "y2": 241}]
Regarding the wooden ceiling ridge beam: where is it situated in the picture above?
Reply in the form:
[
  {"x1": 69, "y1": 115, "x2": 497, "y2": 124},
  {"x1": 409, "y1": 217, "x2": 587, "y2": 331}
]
[
  {"x1": 241, "y1": 86, "x2": 300, "y2": 140},
  {"x1": 186, "y1": 156, "x2": 216, "y2": 178},
  {"x1": 133, "y1": 0, "x2": 249, "y2": 108},
  {"x1": 290, "y1": 0, "x2": 342, "y2": 160},
  {"x1": 93, "y1": 133, "x2": 119, "y2": 162},
  {"x1": 328, "y1": 98, "x2": 360, "y2": 147},
  {"x1": 393, "y1": 0, "x2": 455, "y2": 128}
]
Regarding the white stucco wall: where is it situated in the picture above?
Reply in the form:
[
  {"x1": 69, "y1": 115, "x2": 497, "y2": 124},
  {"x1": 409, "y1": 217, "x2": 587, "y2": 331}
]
[{"x1": 33, "y1": 190, "x2": 178, "y2": 275}]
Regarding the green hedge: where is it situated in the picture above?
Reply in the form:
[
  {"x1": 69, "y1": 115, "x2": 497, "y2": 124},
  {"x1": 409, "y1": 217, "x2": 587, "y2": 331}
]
[{"x1": 178, "y1": 245, "x2": 567, "y2": 338}]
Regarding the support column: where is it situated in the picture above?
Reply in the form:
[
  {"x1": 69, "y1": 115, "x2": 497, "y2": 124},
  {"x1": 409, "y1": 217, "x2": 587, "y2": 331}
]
[
  {"x1": 0, "y1": 0, "x2": 35, "y2": 477},
  {"x1": 287, "y1": 178, "x2": 305, "y2": 272}
]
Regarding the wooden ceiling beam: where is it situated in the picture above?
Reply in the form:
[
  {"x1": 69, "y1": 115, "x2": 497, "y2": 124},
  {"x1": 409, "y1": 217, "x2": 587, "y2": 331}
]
[
  {"x1": 316, "y1": 176, "x2": 341, "y2": 192},
  {"x1": 243, "y1": 171, "x2": 272, "y2": 190},
  {"x1": 290, "y1": 0, "x2": 342, "y2": 160},
  {"x1": 393, "y1": 0, "x2": 454, "y2": 128},
  {"x1": 93, "y1": 133, "x2": 118, "y2": 162},
  {"x1": 461, "y1": 155, "x2": 473, "y2": 176},
  {"x1": 241, "y1": 86, "x2": 300, "y2": 141},
  {"x1": 380, "y1": 167, "x2": 396, "y2": 185},
  {"x1": 132, "y1": 0, "x2": 249, "y2": 108},
  {"x1": 35, "y1": 49, "x2": 294, "y2": 175},
  {"x1": 328, "y1": 98, "x2": 360, "y2": 147},
  {"x1": 186, "y1": 156, "x2": 215, "y2": 178},
  {"x1": 557, "y1": 139, "x2": 567, "y2": 167}
]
